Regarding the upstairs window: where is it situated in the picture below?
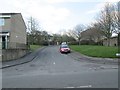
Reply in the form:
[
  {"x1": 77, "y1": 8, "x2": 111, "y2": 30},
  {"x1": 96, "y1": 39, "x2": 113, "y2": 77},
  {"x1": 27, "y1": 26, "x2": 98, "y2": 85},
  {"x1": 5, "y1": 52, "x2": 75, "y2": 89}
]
[{"x1": 0, "y1": 18, "x2": 4, "y2": 26}]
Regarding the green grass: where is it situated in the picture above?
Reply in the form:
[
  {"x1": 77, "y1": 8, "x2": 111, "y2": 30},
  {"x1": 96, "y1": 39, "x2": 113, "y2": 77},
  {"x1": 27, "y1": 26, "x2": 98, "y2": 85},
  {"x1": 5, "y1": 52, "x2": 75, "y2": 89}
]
[
  {"x1": 70, "y1": 45, "x2": 118, "y2": 58},
  {"x1": 30, "y1": 45, "x2": 42, "y2": 51}
]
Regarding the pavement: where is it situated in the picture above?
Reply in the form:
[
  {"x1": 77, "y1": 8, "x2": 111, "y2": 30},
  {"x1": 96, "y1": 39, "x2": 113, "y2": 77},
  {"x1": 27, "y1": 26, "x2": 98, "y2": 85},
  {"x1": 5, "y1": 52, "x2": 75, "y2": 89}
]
[
  {"x1": 1, "y1": 47, "x2": 45, "y2": 69},
  {"x1": 1, "y1": 45, "x2": 118, "y2": 69}
]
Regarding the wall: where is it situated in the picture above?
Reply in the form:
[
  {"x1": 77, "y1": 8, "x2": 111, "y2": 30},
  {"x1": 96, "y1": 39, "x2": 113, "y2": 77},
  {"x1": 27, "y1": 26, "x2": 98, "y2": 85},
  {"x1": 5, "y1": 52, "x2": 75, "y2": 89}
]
[
  {"x1": 10, "y1": 14, "x2": 27, "y2": 45},
  {"x1": 103, "y1": 37, "x2": 118, "y2": 46},
  {"x1": 1, "y1": 49, "x2": 29, "y2": 61}
]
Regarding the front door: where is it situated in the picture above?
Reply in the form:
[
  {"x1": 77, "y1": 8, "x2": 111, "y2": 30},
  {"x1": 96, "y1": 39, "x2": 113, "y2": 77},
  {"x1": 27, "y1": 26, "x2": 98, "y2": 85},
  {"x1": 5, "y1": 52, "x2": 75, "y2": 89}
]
[{"x1": 2, "y1": 36, "x2": 6, "y2": 49}]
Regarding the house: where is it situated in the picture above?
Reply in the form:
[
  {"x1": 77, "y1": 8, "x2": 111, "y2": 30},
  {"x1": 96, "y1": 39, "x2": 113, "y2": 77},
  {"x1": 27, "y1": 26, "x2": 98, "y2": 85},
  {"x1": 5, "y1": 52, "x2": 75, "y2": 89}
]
[
  {"x1": 0, "y1": 13, "x2": 28, "y2": 61},
  {"x1": 80, "y1": 28, "x2": 105, "y2": 44},
  {"x1": 0, "y1": 13, "x2": 27, "y2": 49},
  {"x1": 103, "y1": 36, "x2": 118, "y2": 46}
]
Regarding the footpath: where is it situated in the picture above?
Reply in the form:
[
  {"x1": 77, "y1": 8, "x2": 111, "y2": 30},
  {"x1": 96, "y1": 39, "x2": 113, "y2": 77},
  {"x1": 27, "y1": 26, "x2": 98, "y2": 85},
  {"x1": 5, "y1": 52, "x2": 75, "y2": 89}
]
[{"x1": 1, "y1": 47, "x2": 45, "y2": 69}]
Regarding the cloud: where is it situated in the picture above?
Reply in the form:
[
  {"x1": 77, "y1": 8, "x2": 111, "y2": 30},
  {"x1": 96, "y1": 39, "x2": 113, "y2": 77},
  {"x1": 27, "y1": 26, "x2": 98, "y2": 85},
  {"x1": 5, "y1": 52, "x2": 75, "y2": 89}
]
[
  {"x1": 86, "y1": 2, "x2": 107, "y2": 14},
  {"x1": 0, "y1": 0, "x2": 71, "y2": 33},
  {"x1": 26, "y1": 5, "x2": 71, "y2": 33},
  {"x1": 1, "y1": 0, "x2": 118, "y2": 33},
  {"x1": 45, "y1": 0, "x2": 120, "y2": 3},
  {"x1": 86, "y1": 0, "x2": 119, "y2": 15},
  {"x1": 104, "y1": 0, "x2": 120, "y2": 2}
]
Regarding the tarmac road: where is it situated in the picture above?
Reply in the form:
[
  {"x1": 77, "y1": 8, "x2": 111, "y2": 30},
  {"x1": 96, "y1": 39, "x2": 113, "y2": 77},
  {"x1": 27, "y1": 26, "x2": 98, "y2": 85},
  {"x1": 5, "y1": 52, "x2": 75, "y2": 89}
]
[{"x1": 2, "y1": 46, "x2": 118, "y2": 88}]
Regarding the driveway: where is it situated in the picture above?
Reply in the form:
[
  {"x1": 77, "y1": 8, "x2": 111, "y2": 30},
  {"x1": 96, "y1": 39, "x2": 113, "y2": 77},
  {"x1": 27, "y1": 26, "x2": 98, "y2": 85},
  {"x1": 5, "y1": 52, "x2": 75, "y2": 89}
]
[{"x1": 2, "y1": 46, "x2": 118, "y2": 88}]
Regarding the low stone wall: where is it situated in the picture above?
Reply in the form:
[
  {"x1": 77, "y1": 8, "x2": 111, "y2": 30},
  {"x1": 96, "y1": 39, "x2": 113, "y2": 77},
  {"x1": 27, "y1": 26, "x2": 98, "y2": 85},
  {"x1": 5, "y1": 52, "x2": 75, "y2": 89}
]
[{"x1": 1, "y1": 49, "x2": 29, "y2": 61}]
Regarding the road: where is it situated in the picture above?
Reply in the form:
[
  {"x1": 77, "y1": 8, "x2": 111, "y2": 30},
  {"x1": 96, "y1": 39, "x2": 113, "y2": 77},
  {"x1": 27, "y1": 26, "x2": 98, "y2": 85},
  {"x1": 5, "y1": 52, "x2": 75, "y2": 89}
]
[{"x1": 2, "y1": 46, "x2": 118, "y2": 88}]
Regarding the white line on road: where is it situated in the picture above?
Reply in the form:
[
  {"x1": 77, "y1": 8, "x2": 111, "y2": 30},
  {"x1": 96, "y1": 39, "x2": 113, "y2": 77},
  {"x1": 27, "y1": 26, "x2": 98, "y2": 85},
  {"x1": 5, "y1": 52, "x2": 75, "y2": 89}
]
[
  {"x1": 78, "y1": 85, "x2": 92, "y2": 88},
  {"x1": 53, "y1": 62, "x2": 55, "y2": 65},
  {"x1": 65, "y1": 87, "x2": 75, "y2": 88},
  {"x1": 64, "y1": 85, "x2": 92, "y2": 88}
]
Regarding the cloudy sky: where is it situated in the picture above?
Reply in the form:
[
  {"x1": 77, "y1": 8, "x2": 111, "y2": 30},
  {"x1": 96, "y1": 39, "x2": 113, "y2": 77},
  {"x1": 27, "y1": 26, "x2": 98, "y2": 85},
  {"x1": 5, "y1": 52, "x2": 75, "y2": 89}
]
[{"x1": 0, "y1": 0, "x2": 119, "y2": 34}]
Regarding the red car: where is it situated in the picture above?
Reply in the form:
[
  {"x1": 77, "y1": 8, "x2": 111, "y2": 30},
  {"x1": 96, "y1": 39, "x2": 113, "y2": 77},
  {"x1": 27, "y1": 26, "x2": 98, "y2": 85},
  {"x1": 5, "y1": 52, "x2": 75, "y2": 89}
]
[{"x1": 60, "y1": 45, "x2": 71, "y2": 53}]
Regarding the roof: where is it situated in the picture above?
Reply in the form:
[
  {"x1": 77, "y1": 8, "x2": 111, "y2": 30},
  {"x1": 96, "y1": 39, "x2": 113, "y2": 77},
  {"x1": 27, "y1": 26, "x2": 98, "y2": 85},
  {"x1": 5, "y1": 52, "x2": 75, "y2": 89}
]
[
  {"x1": 0, "y1": 13, "x2": 20, "y2": 15},
  {"x1": 103, "y1": 36, "x2": 118, "y2": 40}
]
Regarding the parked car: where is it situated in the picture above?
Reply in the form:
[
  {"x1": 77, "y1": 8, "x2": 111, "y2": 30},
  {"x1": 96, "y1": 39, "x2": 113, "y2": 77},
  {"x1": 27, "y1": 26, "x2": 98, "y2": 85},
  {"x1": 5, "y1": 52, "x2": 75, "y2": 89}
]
[
  {"x1": 59, "y1": 45, "x2": 71, "y2": 53},
  {"x1": 61, "y1": 42, "x2": 67, "y2": 45}
]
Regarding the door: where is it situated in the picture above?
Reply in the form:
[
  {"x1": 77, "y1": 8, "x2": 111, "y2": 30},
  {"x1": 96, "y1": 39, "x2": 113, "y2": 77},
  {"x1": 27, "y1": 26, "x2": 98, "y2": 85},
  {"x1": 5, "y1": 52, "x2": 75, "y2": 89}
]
[{"x1": 2, "y1": 36, "x2": 6, "y2": 49}]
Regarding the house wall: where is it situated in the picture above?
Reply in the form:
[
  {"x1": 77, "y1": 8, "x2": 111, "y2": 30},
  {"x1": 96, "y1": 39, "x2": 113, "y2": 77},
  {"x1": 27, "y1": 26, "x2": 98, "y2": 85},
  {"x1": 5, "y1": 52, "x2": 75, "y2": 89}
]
[
  {"x1": 1, "y1": 13, "x2": 27, "y2": 49},
  {"x1": 0, "y1": 13, "x2": 28, "y2": 61},
  {"x1": 103, "y1": 37, "x2": 118, "y2": 46},
  {"x1": 10, "y1": 14, "x2": 26, "y2": 45},
  {"x1": 2, "y1": 49, "x2": 29, "y2": 61},
  {"x1": 81, "y1": 29, "x2": 104, "y2": 43}
]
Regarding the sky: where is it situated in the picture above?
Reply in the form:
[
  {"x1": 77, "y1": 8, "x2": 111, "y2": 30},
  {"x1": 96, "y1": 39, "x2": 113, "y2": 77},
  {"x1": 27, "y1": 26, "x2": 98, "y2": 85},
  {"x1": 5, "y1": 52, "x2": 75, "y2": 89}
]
[{"x1": 0, "y1": 0, "x2": 119, "y2": 34}]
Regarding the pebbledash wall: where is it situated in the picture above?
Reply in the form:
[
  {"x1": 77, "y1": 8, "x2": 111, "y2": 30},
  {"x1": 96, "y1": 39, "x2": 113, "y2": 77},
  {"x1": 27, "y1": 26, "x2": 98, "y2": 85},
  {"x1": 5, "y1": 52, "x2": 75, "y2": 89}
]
[{"x1": 0, "y1": 13, "x2": 29, "y2": 61}]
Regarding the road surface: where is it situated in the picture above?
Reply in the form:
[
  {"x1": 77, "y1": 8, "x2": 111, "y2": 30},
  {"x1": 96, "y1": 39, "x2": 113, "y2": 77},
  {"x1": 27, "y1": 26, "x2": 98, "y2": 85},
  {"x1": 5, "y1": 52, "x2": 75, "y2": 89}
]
[{"x1": 2, "y1": 46, "x2": 118, "y2": 88}]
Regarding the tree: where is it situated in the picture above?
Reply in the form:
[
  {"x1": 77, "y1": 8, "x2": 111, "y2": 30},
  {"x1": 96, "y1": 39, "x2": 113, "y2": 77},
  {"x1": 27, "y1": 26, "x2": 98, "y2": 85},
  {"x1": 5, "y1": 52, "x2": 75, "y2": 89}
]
[
  {"x1": 52, "y1": 34, "x2": 62, "y2": 45},
  {"x1": 97, "y1": 3, "x2": 114, "y2": 46},
  {"x1": 112, "y1": 1, "x2": 120, "y2": 34},
  {"x1": 72, "y1": 24, "x2": 85, "y2": 45},
  {"x1": 27, "y1": 17, "x2": 42, "y2": 45}
]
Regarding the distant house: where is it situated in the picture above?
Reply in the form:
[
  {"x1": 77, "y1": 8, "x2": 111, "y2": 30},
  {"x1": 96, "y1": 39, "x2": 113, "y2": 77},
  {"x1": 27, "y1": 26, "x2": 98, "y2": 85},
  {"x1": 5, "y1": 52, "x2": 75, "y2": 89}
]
[
  {"x1": 0, "y1": 13, "x2": 27, "y2": 49},
  {"x1": 0, "y1": 13, "x2": 28, "y2": 61},
  {"x1": 103, "y1": 36, "x2": 118, "y2": 46},
  {"x1": 81, "y1": 29, "x2": 105, "y2": 43}
]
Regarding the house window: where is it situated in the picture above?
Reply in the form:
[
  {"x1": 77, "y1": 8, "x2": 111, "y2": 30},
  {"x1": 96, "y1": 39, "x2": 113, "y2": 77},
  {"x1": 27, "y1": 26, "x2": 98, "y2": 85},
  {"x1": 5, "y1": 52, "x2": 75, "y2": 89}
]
[{"x1": 0, "y1": 18, "x2": 4, "y2": 26}]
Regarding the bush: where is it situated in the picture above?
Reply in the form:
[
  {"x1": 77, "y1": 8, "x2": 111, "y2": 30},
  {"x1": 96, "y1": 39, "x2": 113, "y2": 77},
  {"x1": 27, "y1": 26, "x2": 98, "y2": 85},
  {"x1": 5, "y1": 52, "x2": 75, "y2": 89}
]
[
  {"x1": 96, "y1": 40, "x2": 103, "y2": 45},
  {"x1": 40, "y1": 40, "x2": 48, "y2": 46}
]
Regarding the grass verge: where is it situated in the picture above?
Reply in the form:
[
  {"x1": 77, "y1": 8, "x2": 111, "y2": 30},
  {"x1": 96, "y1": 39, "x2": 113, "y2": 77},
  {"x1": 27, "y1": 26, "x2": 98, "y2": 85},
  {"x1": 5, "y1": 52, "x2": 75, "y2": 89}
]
[
  {"x1": 30, "y1": 45, "x2": 42, "y2": 51},
  {"x1": 70, "y1": 45, "x2": 118, "y2": 58}
]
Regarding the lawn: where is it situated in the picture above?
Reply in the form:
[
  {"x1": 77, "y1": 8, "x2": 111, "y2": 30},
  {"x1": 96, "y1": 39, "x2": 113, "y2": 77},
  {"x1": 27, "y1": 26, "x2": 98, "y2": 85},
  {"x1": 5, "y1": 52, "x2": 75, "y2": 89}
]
[
  {"x1": 30, "y1": 45, "x2": 43, "y2": 51},
  {"x1": 70, "y1": 45, "x2": 118, "y2": 58}
]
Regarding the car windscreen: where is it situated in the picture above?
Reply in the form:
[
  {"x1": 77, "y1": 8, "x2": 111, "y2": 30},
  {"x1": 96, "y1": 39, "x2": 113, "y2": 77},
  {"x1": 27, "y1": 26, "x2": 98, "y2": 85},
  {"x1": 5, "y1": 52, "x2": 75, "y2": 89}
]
[{"x1": 61, "y1": 45, "x2": 69, "y2": 48}]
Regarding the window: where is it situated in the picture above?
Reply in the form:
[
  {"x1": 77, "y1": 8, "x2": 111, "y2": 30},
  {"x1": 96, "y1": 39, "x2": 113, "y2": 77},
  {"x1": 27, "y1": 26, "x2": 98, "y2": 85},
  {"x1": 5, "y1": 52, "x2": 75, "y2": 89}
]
[{"x1": 0, "y1": 18, "x2": 4, "y2": 26}]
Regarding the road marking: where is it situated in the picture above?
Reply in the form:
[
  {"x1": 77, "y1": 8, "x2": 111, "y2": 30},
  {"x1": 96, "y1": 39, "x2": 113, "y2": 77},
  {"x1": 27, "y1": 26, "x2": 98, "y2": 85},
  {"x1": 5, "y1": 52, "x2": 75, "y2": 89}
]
[
  {"x1": 78, "y1": 85, "x2": 92, "y2": 88},
  {"x1": 6, "y1": 65, "x2": 10, "y2": 66},
  {"x1": 65, "y1": 87, "x2": 74, "y2": 88},
  {"x1": 64, "y1": 85, "x2": 92, "y2": 88},
  {"x1": 53, "y1": 62, "x2": 55, "y2": 65}
]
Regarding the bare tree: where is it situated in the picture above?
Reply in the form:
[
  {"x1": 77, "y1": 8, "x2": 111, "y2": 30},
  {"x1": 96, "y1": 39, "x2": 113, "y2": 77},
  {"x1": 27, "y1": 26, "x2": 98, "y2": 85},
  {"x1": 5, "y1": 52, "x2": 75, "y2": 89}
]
[
  {"x1": 112, "y1": 1, "x2": 120, "y2": 34},
  {"x1": 71, "y1": 24, "x2": 85, "y2": 45},
  {"x1": 27, "y1": 17, "x2": 42, "y2": 45},
  {"x1": 97, "y1": 3, "x2": 114, "y2": 46}
]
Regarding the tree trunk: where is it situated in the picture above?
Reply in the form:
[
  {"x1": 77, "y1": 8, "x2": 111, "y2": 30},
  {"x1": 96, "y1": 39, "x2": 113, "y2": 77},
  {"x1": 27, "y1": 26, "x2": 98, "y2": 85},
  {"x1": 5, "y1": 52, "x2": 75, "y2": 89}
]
[
  {"x1": 107, "y1": 38, "x2": 110, "y2": 46},
  {"x1": 118, "y1": 33, "x2": 120, "y2": 53},
  {"x1": 79, "y1": 40, "x2": 80, "y2": 45}
]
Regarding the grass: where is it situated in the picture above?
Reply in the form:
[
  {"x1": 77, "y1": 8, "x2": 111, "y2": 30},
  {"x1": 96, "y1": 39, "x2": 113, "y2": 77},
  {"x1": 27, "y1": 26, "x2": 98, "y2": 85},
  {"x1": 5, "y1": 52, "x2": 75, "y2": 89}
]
[
  {"x1": 70, "y1": 45, "x2": 118, "y2": 58},
  {"x1": 30, "y1": 45, "x2": 43, "y2": 51}
]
